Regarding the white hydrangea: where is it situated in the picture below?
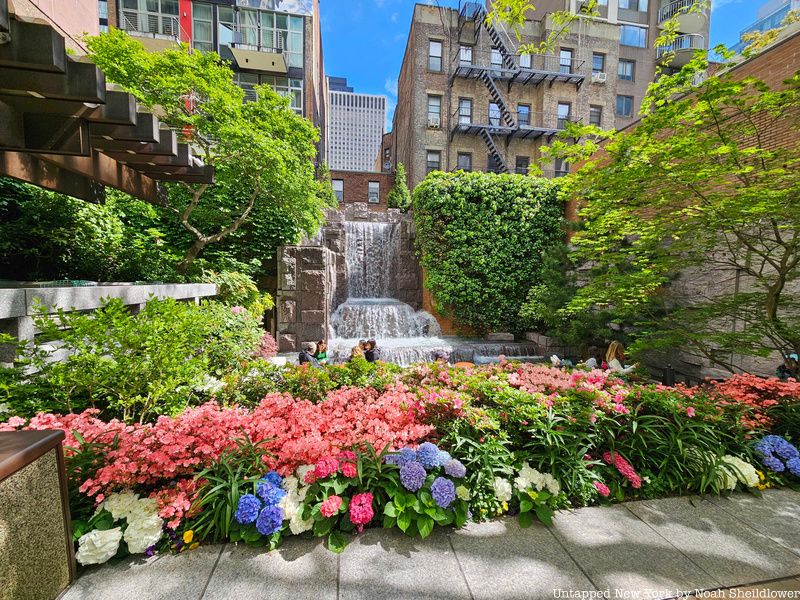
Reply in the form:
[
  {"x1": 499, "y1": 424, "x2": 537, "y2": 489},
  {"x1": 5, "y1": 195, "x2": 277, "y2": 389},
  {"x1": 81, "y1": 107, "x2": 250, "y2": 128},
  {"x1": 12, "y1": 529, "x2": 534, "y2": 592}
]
[
  {"x1": 102, "y1": 491, "x2": 141, "y2": 521},
  {"x1": 493, "y1": 477, "x2": 513, "y2": 502},
  {"x1": 282, "y1": 475, "x2": 299, "y2": 493},
  {"x1": 279, "y1": 491, "x2": 302, "y2": 521},
  {"x1": 295, "y1": 464, "x2": 314, "y2": 482},
  {"x1": 721, "y1": 455, "x2": 759, "y2": 489},
  {"x1": 124, "y1": 512, "x2": 163, "y2": 554},
  {"x1": 542, "y1": 473, "x2": 561, "y2": 496},
  {"x1": 76, "y1": 527, "x2": 123, "y2": 565},
  {"x1": 289, "y1": 510, "x2": 313, "y2": 535},
  {"x1": 514, "y1": 463, "x2": 560, "y2": 495}
]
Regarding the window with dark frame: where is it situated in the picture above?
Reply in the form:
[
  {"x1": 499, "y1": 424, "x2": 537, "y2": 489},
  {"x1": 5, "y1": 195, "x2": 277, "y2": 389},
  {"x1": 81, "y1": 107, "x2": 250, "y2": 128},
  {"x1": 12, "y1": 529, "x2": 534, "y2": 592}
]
[
  {"x1": 458, "y1": 98, "x2": 472, "y2": 124},
  {"x1": 489, "y1": 102, "x2": 501, "y2": 126},
  {"x1": 515, "y1": 156, "x2": 530, "y2": 175},
  {"x1": 518, "y1": 104, "x2": 531, "y2": 126},
  {"x1": 426, "y1": 150, "x2": 441, "y2": 173},
  {"x1": 487, "y1": 153, "x2": 504, "y2": 174},
  {"x1": 559, "y1": 48, "x2": 574, "y2": 74},
  {"x1": 554, "y1": 158, "x2": 570, "y2": 177},
  {"x1": 428, "y1": 40, "x2": 443, "y2": 71},
  {"x1": 457, "y1": 152, "x2": 472, "y2": 171},
  {"x1": 557, "y1": 102, "x2": 571, "y2": 129},
  {"x1": 616, "y1": 95, "x2": 634, "y2": 117},
  {"x1": 459, "y1": 45, "x2": 473, "y2": 66},
  {"x1": 332, "y1": 179, "x2": 343, "y2": 202},
  {"x1": 589, "y1": 104, "x2": 603, "y2": 127},
  {"x1": 427, "y1": 95, "x2": 441, "y2": 127},
  {"x1": 592, "y1": 52, "x2": 606, "y2": 74},
  {"x1": 368, "y1": 181, "x2": 380, "y2": 203},
  {"x1": 618, "y1": 59, "x2": 635, "y2": 81}
]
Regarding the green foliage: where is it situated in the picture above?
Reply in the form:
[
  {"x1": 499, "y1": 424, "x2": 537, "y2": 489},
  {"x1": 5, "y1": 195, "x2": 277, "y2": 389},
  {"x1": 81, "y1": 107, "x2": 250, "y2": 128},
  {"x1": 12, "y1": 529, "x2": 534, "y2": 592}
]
[
  {"x1": 387, "y1": 163, "x2": 411, "y2": 211},
  {"x1": 412, "y1": 172, "x2": 564, "y2": 332},
  {"x1": 3, "y1": 298, "x2": 263, "y2": 422},
  {"x1": 189, "y1": 434, "x2": 274, "y2": 544},
  {"x1": 86, "y1": 30, "x2": 334, "y2": 273},
  {"x1": 201, "y1": 270, "x2": 274, "y2": 316},
  {"x1": 281, "y1": 357, "x2": 403, "y2": 403}
]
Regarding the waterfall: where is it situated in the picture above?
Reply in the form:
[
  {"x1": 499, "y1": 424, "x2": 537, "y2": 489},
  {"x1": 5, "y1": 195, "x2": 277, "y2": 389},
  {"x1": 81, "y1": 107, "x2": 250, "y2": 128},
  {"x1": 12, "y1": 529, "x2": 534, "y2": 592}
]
[{"x1": 329, "y1": 221, "x2": 451, "y2": 366}]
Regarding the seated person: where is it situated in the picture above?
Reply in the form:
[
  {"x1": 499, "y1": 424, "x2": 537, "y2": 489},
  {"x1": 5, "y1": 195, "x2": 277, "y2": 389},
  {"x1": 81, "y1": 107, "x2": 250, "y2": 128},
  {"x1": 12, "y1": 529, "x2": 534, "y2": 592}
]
[
  {"x1": 605, "y1": 341, "x2": 637, "y2": 375},
  {"x1": 364, "y1": 339, "x2": 380, "y2": 363},
  {"x1": 314, "y1": 340, "x2": 329, "y2": 365},
  {"x1": 349, "y1": 344, "x2": 365, "y2": 361},
  {"x1": 776, "y1": 353, "x2": 798, "y2": 380},
  {"x1": 298, "y1": 341, "x2": 319, "y2": 367},
  {"x1": 433, "y1": 350, "x2": 449, "y2": 365},
  {"x1": 579, "y1": 346, "x2": 605, "y2": 370}
]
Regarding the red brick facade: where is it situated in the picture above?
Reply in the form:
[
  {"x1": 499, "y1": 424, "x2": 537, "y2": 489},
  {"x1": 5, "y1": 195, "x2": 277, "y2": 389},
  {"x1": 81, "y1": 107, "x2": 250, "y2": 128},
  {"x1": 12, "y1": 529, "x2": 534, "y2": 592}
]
[{"x1": 330, "y1": 170, "x2": 396, "y2": 210}]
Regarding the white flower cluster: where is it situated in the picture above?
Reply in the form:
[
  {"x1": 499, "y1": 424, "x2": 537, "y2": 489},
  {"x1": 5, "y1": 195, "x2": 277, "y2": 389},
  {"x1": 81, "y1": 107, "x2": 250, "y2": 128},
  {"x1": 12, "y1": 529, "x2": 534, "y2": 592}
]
[
  {"x1": 76, "y1": 491, "x2": 164, "y2": 565},
  {"x1": 719, "y1": 455, "x2": 759, "y2": 490},
  {"x1": 282, "y1": 468, "x2": 314, "y2": 535},
  {"x1": 493, "y1": 464, "x2": 561, "y2": 503}
]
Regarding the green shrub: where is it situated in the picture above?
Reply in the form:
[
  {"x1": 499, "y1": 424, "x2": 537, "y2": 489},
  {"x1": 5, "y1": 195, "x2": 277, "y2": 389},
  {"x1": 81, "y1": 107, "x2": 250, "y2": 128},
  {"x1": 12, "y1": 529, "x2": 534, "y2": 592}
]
[
  {"x1": 412, "y1": 172, "x2": 564, "y2": 332},
  {"x1": 387, "y1": 163, "x2": 412, "y2": 211}
]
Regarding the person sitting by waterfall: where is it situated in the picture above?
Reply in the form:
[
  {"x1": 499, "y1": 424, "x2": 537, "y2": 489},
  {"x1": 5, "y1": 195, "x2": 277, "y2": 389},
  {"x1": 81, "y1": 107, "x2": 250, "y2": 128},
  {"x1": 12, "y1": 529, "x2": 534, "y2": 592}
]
[
  {"x1": 605, "y1": 341, "x2": 637, "y2": 375},
  {"x1": 578, "y1": 346, "x2": 605, "y2": 370},
  {"x1": 298, "y1": 342, "x2": 320, "y2": 367},
  {"x1": 364, "y1": 339, "x2": 380, "y2": 363},
  {"x1": 349, "y1": 344, "x2": 365, "y2": 361},
  {"x1": 314, "y1": 340, "x2": 329, "y2": 365}
]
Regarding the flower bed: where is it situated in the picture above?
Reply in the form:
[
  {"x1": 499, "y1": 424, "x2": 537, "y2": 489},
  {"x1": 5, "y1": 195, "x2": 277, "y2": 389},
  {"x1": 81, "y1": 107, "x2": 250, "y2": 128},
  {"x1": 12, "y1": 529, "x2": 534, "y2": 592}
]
[{"x1": 2, "y1": 360, "x2": 799, "y2": 562}]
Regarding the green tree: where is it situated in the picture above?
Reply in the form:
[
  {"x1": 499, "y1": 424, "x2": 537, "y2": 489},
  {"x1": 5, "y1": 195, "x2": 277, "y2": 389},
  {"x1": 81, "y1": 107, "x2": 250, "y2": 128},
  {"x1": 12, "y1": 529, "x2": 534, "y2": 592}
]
[
  {"x1": 86, "y1": 30, "x2": 335, "y2": 273},
  {"x1": 387, "y1": 163, "x2": 412, "y2": 211}
]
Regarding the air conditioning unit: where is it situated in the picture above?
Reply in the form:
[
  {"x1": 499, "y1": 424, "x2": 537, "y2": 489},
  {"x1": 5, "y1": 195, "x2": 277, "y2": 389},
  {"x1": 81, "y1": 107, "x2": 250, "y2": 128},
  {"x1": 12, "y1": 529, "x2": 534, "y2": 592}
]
[
  {"x1": 591, "y1": 72, "x2": 607, "y2": 84},
  {"x1": 428, "y1": 118, "x2": 441, "y2": 129}
]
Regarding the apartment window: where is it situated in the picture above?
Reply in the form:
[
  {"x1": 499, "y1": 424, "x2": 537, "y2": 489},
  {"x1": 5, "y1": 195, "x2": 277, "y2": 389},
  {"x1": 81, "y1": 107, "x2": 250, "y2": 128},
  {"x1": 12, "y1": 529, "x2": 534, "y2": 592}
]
[
  {"x1": 616, "y1": 95, "x2": 634, "y2": 117},
  {"x1": 487, "y1": 154, "x2": 504, "y2": 174},
  {"x1": 515, "y1": 156, "x2": 530, "y2": 175},
  {"x1": 489, "y1": 102, "x2": 501, "y2": 126},
  {"x1": 618, "y1": 59, "x2": 635, "y2": 81},
  {"x1": 589, "y1": 104, "x2": 603, "y2": 127},
  {"x1": 261, "y1": 75, "x2": 303, "y2": 113},
  {"x1": 620, "y1": 25, "x2": 647, "y2": 48},
  {"x1": 554, "y1": 158, "x2": 570, "y2": 177},
  {"x1": 518, "y1": 104, "x2": 531, "y2": 126},
  {"x1": 332, "y1": 179, "x2": 344, "y2": 202},
  {"x1": 368, "y1": 181, "x2": 380, "y2": 203},
  {"x1": 261, "y1": 11, "x2": 304, "y2": 67},
  {"x1": 557, "y1": 102, "x2": 571, "y2": 129},
  {"x1": 519, "y1": 53, "x2": 531, "y2": 69},
  {"x1": 559, "y1": 48, "x2": 574, "y2": 74},
  {"x1": 592, "y1": 53, "x2": 606, "y2": 74},
  {"x1": 459, "y1": 45, "x2": 473, "y2": 66},
  {"x1": 458, "y1": 98, "x2": 472, "y2": 124},
  {"x1": 619, "y1": 0, "x2": 648, "y2": 10},
  {"x1": 428, "y1": 40, "x2": 443, "y2": 72},
  {"x1": 457, "y1": 152, "x2": 472, "y2": 171},
  {"x1": 426, "y1": 150, "x2": 441, "y2": 174},
  {"x1": 427, "y1": 95, "x2": 441, "y2": 127},
  {"x1": 218, "y1": 5, "x2": 235, "y2": 47},
  {"x1": 120, "y1": 0, "x2": 179, "y2": 35},
  {"x1": 191, "y1": 3, "x2": 213, "y2": 52},
  {"x1": 491, "y1": 48, "x2": 503, "y2": 69}
]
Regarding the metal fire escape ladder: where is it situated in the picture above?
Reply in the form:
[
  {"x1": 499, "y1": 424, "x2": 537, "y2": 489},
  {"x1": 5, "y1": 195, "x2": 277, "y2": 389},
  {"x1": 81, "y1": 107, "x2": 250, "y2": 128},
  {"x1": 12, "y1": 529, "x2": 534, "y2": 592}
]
[
  {"x1": 479, "y1": 128, "x2": 508, "y2": 173},
  {"x1": 480, "y1": 70, "x2": 516, "y2": 128}
]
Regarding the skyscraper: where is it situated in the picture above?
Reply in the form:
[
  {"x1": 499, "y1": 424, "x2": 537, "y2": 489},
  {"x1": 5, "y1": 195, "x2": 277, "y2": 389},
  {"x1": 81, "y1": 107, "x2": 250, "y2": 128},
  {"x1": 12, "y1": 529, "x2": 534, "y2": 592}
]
[{"x1": 326, "y1": 76, "x2": 387, "y2": 172}]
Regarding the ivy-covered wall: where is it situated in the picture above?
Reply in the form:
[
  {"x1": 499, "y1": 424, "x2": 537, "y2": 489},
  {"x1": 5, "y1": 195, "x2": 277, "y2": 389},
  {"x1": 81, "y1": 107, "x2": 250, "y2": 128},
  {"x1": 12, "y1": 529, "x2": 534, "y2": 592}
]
[{"x1": 412, "y1": 172, "x2": 564, "y2": 333}]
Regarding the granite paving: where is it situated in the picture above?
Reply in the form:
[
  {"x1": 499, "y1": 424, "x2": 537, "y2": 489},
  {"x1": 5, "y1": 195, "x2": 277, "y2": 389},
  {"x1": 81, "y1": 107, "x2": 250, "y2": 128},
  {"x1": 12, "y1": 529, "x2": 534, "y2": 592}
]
[{"x1": 60, "y1": 491, "x2": 800, "y2": 600}]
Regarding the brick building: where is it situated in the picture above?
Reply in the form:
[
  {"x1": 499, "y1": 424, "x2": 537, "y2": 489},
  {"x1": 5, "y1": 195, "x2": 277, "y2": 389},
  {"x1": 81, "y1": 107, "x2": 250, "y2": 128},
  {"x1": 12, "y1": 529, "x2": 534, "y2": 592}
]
[
  {"x1": 391, "y1": 1, "x2": 710, "y2": 188},
  {"x1": 105, "y1": 0, "x2": 328, "y2": 162},
  {"x1": 330, "y1": 169, "x2": 395, "y2": 210}
]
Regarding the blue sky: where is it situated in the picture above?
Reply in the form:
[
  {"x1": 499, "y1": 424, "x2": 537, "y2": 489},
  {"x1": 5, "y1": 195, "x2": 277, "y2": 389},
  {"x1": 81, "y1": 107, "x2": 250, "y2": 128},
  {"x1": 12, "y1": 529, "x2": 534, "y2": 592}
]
[{"x1": 319, "y1": 0, "x2": 761, "y2": 131}]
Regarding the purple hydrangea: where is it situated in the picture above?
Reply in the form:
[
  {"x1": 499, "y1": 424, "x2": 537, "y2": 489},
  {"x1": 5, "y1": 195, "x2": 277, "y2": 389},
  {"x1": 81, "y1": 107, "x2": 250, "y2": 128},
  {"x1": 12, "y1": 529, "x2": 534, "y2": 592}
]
[
  {"x1": 385, "y1": 447, "x2": 417, "y2": 466},
  {"x1": 430, "y1": 477, "x2": 456, "y2": 508},
  {"x1": 755, "y1": 435, "x2": 800, "y2": 474},
  {"x1": 255, "y1": 505, "x2": 284, "y2": 536},
  {"x1": 436, "y1": 450, "x2": 452, "y2": 466},
  {"x1": 417, "y1": 442, "x2": 441, "y2": 470},
  {"x1": 257, "y1": 481, "x2": 286, "y2": 506},
  {"x1": 399, "y1": 461, "x2": 427, "y2": 492},
  {"x1": 263, "y1": 470, "x2": 283, "y2": 487},
  {"x1": 763, "y1": 455, "x2": 785, "y2": 472},
  {"x1": 788, "y1": 457, "x2": 800, "y2": 477},
  {"x1": 443, "y1": 459, "x2": 466, "y2": 479},
  {"x1": 234, "y1": 493, "x2": 262, "y2": 524}
]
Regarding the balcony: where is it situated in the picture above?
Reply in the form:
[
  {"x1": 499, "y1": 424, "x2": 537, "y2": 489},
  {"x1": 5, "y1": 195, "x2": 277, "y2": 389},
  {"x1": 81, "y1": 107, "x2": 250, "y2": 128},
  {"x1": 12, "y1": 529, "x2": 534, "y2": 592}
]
[
  {"x1": 450, "y1": 50, "x2": 585, "y2": 88},
  {"x1": 657, "y1": 0, "x2": 709, "y2": 35},
  {"x1": 656, "y1": 33, "x2": 706, "y2": 67},
  {"x1": 451, "y1": 108, "x2": 580, "y2": 140},
  {"x1": 120, "y1": 11, "x2": 181, "y2": 51}
]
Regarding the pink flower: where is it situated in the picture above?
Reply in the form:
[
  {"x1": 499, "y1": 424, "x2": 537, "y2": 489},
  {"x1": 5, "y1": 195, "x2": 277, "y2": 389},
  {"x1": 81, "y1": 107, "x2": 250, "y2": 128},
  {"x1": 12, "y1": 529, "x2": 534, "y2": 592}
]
[
  {"x1": 613, "y1": 403, "x2": 630, "y2": 415},
  {"x1": 320, "y1": 495, "x2": 343, "y2": 518},
  {"x1": 593, "y1": 481, "x2": 611, "y2": 497},
  {"x1": 230, "y1": 306, "x2": 245, "y2": 315},
  {"x1": 5, "y1": 416, "x2": 25, "y2": 428},
  {"x1": 348, "y1": 492, "x2": 374, "y2": 531},
  {"x1": 315, "y1": 457, "x2": 340, "y2": 479},
  {"x1": 602, "y1": 451, "x2": 642, "y2": 489},
  {"x1": 339, "y1": 451, "x2": 358, "y2": 478},
  {"x1": 686, "y1": 407, "x2": 696, "y2": 418}
]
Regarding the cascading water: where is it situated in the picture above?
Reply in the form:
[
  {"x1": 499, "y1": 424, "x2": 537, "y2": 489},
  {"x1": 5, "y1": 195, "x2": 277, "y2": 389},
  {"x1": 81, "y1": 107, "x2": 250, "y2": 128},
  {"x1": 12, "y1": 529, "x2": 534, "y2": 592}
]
[{"x1": 329, "y1": 221, "x2": 451, "y2": 366}]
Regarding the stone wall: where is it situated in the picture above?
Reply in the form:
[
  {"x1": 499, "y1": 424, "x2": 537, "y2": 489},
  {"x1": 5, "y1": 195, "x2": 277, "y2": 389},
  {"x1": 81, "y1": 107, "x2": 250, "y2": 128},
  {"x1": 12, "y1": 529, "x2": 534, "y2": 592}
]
[{"x1": 276, "y1": 202, "x2": 424, "y2": 352}]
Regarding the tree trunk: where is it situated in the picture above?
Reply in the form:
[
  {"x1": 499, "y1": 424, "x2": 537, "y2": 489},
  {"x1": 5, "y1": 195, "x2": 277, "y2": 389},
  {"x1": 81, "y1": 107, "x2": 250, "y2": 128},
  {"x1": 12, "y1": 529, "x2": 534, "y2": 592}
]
[{"x1": 177, "y1": 239, "x2": 207, "y2": 274}]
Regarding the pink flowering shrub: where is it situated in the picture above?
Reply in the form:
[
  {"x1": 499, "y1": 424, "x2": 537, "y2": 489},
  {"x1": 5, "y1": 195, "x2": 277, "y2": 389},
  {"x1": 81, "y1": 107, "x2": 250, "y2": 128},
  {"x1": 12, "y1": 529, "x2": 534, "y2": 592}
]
[
  {"x1": 255, "y1": 332, "x2": 278, "y2": 360},
  {"x1": 603, "y1": 451, "x2": 642, "y2": 489}
]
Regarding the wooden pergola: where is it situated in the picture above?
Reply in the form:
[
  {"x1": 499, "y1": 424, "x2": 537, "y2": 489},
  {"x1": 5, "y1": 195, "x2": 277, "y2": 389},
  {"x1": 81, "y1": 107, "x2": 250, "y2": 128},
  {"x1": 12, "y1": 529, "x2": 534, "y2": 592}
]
[{"x1": 0, "y1": 1, "x2": 213, "y2": 203}]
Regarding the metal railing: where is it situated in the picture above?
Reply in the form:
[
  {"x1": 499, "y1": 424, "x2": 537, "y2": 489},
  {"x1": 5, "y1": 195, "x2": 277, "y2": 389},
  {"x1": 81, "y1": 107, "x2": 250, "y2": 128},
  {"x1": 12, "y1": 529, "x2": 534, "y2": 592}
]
[
  {"x1": 451, "y1": 49, "x2": 585, "y2": 76},
  {"x1": 656, "y1": 33, "x2": 706, "y2": 58},
  {"x1": 658, "y1": 0, "x2": 708, "y2": 23},
  {"x1": 452, "y1": 107, "x2": 581, "y2": 131},
  {"x1": 121, "y1": 11, "x2": 180, "y2": 39}
]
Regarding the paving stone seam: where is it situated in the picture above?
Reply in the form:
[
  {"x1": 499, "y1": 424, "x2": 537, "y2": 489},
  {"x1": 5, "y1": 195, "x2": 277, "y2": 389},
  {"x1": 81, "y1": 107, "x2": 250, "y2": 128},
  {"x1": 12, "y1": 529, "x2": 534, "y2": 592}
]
[
  {"x1": 197, "y1": 543, "x2": 226, "y2": 600},
  {"x1": 620, "y1": 502, "x2": 725, "y2": 590},
  {"x1": 543, "y1": 518, "x2": 603, "y2": 593},
  {"x1": 446, "y1": 532, "x2": 476, "y2": 600},
  {"x1": 707, "y1": 496, "x2": 800, "y2": 560}
]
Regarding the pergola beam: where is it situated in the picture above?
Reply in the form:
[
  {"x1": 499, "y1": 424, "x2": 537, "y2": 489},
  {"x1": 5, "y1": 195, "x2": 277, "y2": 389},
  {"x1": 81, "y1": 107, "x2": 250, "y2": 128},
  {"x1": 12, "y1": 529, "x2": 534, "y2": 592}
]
[
  {"x1": 0, "y1": 19, "x2": 66, "y2": 72},
  {"x1": 0, "y1": 60, "x2": 105, "y2": 102}
]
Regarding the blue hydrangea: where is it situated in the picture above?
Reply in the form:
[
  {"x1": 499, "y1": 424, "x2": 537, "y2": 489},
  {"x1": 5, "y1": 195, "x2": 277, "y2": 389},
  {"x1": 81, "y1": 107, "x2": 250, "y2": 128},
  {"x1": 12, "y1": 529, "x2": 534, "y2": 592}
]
[
  {"x1": 430, "y1": 476, "x2": 456, "y2": 508},
  {"x1": 755, "y1": 435, "x2": 800, "y2": 474},
  {"x1": 763, "y1": 455, "x2": 786, "y2": 472},
  {"x1": 399, "y1": 461, "x2": 427, "y2": 492},
  {"x1": 262, "y1": 470, "x2": 283, "y2": 487},
  {"x1": 788, "y1": 457, "x2": 800, "y2": 477},
  {"x1": 385, "y1": 447, "x2": 417, "y2": 466},
  {"x1": 256, "y1": 481, "x2": 286, "y2": 506},
  {"x1": 416, "y1": 442, "x2": 441, "y2": 470},
  {"x1": 255, "y1": 505, "x2": 284, "y2": 536},
  {"x1": 234, "y1": 493, "x2": 261, "y2": 524},
  {"x1": 436, "y1": 450, "x2": 452, "y2": 467},
  {"x1": 443, "y1": 459, "x2": 466, "y2": 479}
]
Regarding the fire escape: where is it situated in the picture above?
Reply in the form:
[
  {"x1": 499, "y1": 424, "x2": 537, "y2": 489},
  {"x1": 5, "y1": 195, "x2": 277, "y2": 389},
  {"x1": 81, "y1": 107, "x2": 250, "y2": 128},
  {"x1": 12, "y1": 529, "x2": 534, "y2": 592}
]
[{"x1": 450, "y1": 2, "x2": 584, "y2": 173}]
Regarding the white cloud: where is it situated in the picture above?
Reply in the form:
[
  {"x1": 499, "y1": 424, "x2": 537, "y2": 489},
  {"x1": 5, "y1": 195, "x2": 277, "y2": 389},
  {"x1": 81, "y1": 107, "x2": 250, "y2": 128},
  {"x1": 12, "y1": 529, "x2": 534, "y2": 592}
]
[
  {"x1": 385, "y1": 98, "x2": 397, "y2": 131},
  {"x1": 384, "y1": 77, "x2": 398, "y2": 96}
]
